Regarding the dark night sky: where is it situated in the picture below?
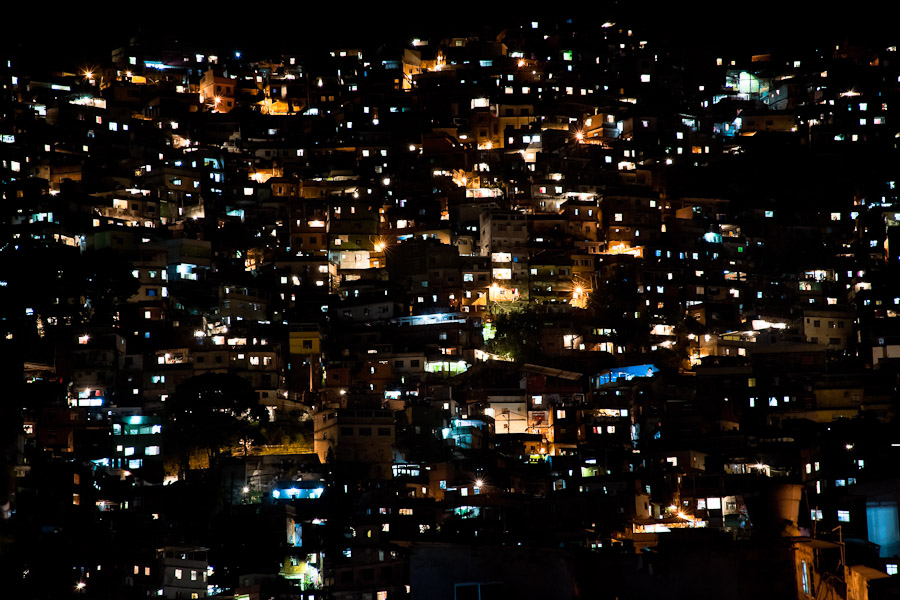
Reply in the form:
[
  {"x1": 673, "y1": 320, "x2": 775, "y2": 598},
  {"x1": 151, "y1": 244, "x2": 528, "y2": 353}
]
[{"x1": 2, "y1": 4, "x2": 895, "y2": 67}]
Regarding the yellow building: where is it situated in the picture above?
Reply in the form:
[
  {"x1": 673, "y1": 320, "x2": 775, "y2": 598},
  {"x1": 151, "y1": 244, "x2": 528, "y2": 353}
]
[{"x1": 289, "y1": 324, "x2": 322, "y2": 355}]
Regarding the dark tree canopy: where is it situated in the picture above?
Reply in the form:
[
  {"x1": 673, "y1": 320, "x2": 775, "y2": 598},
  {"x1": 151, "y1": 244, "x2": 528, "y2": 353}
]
[
  {"x1": 165, "y1": 373, "x2": 270, "y2": 477},
  {"x1": 0, "y1": 243, "x2": 139, "y2": 325},
  {"x1": 488, "y1": 307, "x2": 545, "y2": 363}
]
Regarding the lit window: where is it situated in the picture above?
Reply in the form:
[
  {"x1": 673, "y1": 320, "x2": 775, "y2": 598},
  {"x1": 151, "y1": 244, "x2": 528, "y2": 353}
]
[
  {"x1": 802, "y1": 560, "x2": 810, "y2": 595},
  {"x1": 838, "y1": 510, "x2": 850, "y2": 522},
  {"x1": 887, "y1": 564, "x2": 898, "y2": 576},
  {"x1": 174, "y1": 569, "x2": 183, "y2": 580}
]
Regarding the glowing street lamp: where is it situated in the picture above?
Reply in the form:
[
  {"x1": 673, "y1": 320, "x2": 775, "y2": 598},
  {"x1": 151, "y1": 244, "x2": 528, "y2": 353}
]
[{"x1": 571, "y1": 285, "x2": 587, "y2": 308}]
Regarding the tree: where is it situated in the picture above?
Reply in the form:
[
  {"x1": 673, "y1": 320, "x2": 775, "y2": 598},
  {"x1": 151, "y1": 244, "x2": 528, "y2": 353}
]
[
  {"x1": 487, "y1": 307, "x2": 544, "y2": 363},
  {"x1": 165, "y1": 373, "x2": 269, "y2": 479},
  {"x1": 78, "y1": 248, "x2": 140, "y2": 324},
  {"x1": 0, "y1": 243, "x2": 138, "y2": 328}
]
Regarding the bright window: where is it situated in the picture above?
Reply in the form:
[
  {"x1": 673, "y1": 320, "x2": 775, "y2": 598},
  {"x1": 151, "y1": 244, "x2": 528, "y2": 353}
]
[{"x1": 802, "y1": 560, "x2": 809, "y2": 594}]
